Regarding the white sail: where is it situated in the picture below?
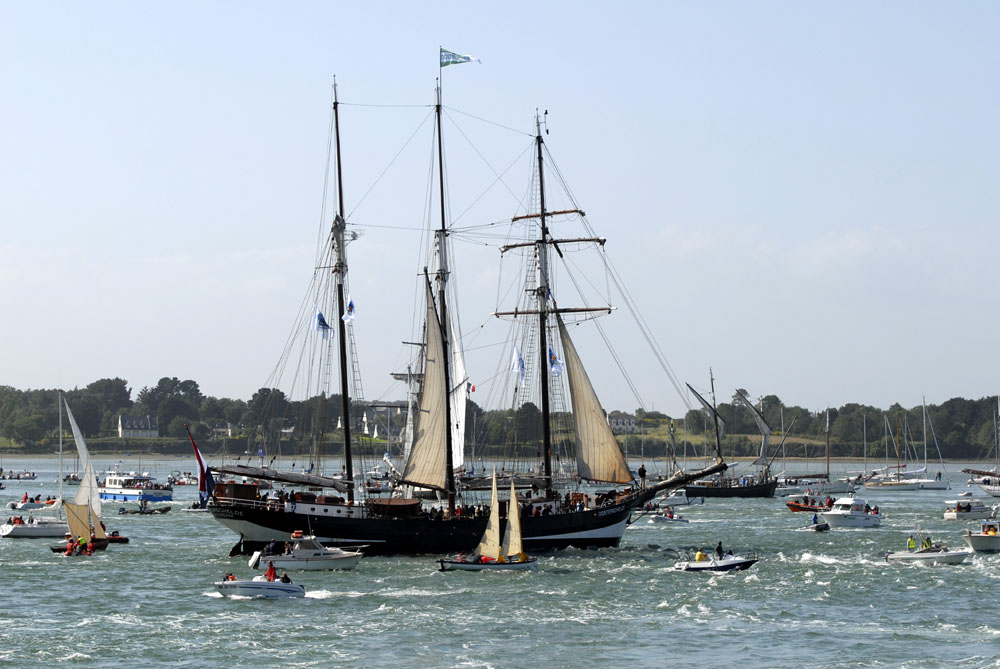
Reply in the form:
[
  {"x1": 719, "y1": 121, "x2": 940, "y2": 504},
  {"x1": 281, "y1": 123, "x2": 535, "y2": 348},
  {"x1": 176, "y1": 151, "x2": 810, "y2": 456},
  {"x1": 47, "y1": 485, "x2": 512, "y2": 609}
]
[
  {"x1": 500, "y1": 477, "x2": 525, "y2": 561},
  {"x1": 475, "y1": 470, "x2": 502, "y2": 560},
  {"x1": 557, "y1": 316, "x2": 632, "y2": 484},
  {"x1": 448, "y1": 313, "x2": 467, "y2": 471},
  {"x1": 64, "y1": 398, "x2": 101, "y2": 517},
  {"x1": 400, "y1": 280, "x2": 450, "y2": 490}
]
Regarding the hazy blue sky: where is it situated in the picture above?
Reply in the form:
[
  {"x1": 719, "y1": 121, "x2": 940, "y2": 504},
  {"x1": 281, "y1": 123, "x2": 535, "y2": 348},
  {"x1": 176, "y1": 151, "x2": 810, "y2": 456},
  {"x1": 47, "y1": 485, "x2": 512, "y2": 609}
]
[{"x1": 2, "y1": 2, "x2": 997, "y2": 419}]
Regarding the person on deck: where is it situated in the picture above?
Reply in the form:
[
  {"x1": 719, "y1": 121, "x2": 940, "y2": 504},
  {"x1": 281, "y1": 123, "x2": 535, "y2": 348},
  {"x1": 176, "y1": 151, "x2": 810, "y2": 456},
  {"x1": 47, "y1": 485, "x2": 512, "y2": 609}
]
[
  {"x1": 265, "y1": 561, "x2": 277, "y2": 582},
  {"x1": 280, "y1": 572, "x2": 292, "y2": 583},
  {"x1": 638, "y1": 464, "x2": 647, "y2": 488},
  {"x1": 811, "y1": 513, "x2": 819, "y2": 526},
  {"x1": 907, "y1": 535, "x2": 917, "y2": 551},
  {"x1": 715, "y1": 541, "x2": 724, "y2": 559},
  {"x1": 922, "y1": 536, "x2": 933, "y2": 550},
  {"x1": 695, "y1": 548, "x2": 708, "y2": 562}
]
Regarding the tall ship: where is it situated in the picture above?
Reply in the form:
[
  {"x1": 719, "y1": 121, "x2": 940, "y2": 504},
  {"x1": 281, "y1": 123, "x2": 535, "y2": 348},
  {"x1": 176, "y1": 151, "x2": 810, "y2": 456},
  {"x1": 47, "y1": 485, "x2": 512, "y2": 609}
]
[{"x1": 209, "y1": 71, "x2": 725, "y2": 555}]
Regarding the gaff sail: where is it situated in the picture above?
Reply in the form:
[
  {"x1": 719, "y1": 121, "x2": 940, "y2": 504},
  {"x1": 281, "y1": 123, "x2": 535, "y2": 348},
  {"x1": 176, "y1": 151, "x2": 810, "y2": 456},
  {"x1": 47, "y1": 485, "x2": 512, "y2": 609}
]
[{"x1": 558, "y1": 315, "x2": 632, "y2": 484}]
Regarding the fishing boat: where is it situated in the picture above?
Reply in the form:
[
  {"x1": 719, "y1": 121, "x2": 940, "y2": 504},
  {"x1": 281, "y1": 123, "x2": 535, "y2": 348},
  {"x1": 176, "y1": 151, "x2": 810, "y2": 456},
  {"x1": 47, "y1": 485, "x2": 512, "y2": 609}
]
[
  {"x1": 942, "y1": 499, "x2": 995, "y2": 520},
  {"x1": 885, "y1": 545, "x2": 971, "y2": 565},
  {"x1": 214, "y1": 576, "x2": 305, "y2": 599},
  {"x1": 440, "y1": 472, "x2": 536, "y2": 572},
  {"x1": 962, "y1": 520, "x2": 1000, "y2": 552},
  {"x1": 249, "y1": 531, "x2": 363, "y2": 571},
  {"x1": 209, "y1": 76, "x2": 726, "y2": 556},
  {"x1": 685, "y1": 390, "x2": 777, "y2": 498},
  {"x1": 820, "y1": 496, "x2": 882, "y2": 528},
  {"x1": 674, "y1": 550, "x2": 757, "y2": 572}
]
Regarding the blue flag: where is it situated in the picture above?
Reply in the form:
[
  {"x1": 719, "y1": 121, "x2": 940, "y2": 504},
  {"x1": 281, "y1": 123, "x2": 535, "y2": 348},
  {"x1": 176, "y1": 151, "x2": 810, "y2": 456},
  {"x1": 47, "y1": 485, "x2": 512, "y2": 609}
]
[
  {"x1": 549, "y1": 346, "x2": 564, "y2": 375},
  {"x1": 314, "y1": 307, "x2": 331, "y2": 339},
  {"x1": 342, "y1": 297, "x2": 356, "y2": 323}
]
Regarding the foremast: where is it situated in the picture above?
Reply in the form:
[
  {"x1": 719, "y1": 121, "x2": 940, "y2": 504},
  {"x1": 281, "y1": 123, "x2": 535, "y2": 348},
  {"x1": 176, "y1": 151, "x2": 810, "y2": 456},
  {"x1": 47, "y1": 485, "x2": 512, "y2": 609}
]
[{"x1": 331, "y1": 80, "x2": 356, "y2": 502}]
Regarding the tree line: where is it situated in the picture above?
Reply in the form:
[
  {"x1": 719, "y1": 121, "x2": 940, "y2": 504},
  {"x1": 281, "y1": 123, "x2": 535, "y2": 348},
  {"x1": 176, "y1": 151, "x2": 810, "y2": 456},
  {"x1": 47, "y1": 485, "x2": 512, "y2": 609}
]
[{"x1": 0, "y1": 377, "x2": 997, "y2": 461}]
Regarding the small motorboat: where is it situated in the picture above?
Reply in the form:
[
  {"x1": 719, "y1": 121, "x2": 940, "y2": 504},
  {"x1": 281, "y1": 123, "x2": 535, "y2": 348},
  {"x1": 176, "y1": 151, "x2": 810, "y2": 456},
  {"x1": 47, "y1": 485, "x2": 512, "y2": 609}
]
[
  {"x1": 249, "y1": 531, "x2": 363, "y2": 571},
  {"x1": 118, "y1": 505, "x2": 170, "y2": 515},
  {"x1": 885, "y1": 545, "x2": 972, "y2": 565},
  {"x1": 1, "y1": 516, "x2": 70, "y2": 538},
  {"x1": 675, "y1": 551, "x2": 758, "y2": 572},
  {"x1": 106, "y1": 530, "x2": 129, "y2": 544},
  {"x1": 942, "y1": 499, "x2": 995, "y2": 521},
  {"x1": 649, "y1": 510, "x2": 689, "y2": 524},
  {"x1": 214, "y1": 575, "x2": 305, "y2": 599},
  {"x1": 796, "y1": 522, "x2": 831, "y2": 532},
  {"x1": 820, "y1": 496, "x2": 882, "y2": 528},
  {"x1": 962, "y1": 520, "x2": 1000, "y2": 553}
]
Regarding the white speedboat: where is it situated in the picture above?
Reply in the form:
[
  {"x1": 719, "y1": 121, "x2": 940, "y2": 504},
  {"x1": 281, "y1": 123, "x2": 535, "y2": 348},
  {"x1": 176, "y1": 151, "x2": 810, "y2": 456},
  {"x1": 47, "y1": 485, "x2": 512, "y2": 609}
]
[
  {"x1": 214, "y1": 576, "x2": 305, "y2": 598},
  {"x1": 795, "y1": 522, "x2": 831, "y2": 532},
  {"x1": 649, "y1": 510, "x2": 689, "y2": 524},
  {"x1": 943, "y1": 499, "x2": 995, "y2": 520},
  {"x1": 0, "y1": 516, "x2": 70, "y2": 538},
  {"x1": 5, "y1": 498, "x2": 59, "y2": 511},
  {"x1": 249, "y1": 532, "x2": 363, "y2": 571},
  {"x1": 820, "y1": 497, "x2": 882, "y2": 528},
  {"x1": 885, "y1": 546, "x2": 971, "y2": 565},
  {"x1": 675, "y1": 552, "x2": 757, "y2": 572},
  {"x1": 962, "y1": 520, "x2": 1000, "y2": 553}
]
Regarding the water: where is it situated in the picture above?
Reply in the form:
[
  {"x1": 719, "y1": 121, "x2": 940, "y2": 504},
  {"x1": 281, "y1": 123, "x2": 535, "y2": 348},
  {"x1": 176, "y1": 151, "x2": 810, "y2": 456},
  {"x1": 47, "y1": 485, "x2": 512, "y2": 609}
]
[{"x1": 1, "y1": 456, "x2": 998, "y2": 668}]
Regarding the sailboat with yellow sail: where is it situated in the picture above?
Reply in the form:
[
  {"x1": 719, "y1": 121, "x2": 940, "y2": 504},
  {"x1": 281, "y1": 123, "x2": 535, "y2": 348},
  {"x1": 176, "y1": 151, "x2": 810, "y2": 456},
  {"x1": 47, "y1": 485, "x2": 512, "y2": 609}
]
[{"x1": 439, "y1": 471, "x2": 537, "y2": 572}]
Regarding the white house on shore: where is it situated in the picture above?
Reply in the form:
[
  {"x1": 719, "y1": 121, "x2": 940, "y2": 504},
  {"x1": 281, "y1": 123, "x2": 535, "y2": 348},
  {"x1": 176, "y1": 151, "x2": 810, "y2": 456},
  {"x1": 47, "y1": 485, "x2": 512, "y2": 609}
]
[
  {"x1": 608, "y1": 412, "x2": 639, "y2": 434},
  {"x1": 118, "y1": 415, "x2": 159, "y2": 439}
]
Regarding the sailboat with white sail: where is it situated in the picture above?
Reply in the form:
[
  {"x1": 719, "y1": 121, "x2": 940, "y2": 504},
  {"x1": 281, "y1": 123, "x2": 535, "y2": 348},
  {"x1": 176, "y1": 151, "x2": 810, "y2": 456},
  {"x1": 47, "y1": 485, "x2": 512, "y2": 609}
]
[
  {"x1": 1, "y1": 394, "x2": 69, "y2": 538},
  {"x1": 209, "y1": 66, "x2": 726, "y2": 556}
]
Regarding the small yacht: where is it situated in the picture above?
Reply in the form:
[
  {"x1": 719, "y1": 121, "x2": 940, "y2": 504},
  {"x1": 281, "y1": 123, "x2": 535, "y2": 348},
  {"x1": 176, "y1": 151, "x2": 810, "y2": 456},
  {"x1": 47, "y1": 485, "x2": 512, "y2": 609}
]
[
  {"x1": 942, "y1": 499, "x2": 995, "y2": 520},
  {"x1": 820, "y1": 496, "x2": 882, "y2": 528},
  {"x1": 98, "y1": 465, "x2": 173, "y2": 503},
  {"x1": 1, "y1": 515, "x2": 70, "y2": 538},
  {"x1": 675, "y1": 550, "x2": 757, "y2": 572},
  {"x1": 962, "y1": 520, "x2": 1000, "y2": 553},
  {"x1": 249, "y1": 531, "x2": 363, "y2": 571}
]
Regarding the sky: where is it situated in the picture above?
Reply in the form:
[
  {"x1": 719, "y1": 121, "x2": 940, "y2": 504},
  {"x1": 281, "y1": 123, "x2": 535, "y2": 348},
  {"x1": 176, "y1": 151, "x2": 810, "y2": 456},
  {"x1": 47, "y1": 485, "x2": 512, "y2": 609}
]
[{"x1": 2, "y1": 2, "x2": 998, "y2": 419}]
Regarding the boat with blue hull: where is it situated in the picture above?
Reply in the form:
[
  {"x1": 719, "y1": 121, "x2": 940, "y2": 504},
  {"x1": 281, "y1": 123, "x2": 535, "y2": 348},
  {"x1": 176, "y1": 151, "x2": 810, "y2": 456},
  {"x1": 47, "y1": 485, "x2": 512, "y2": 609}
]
[{"x1": 99, "y1": 466, "x2": 173, "y2": 503}]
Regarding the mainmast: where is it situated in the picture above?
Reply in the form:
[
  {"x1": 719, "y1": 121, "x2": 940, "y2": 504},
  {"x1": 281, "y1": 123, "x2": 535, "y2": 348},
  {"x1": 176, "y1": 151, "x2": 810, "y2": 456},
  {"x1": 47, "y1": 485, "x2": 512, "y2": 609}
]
[
  {"x1": 434, "y1": 82, "x2": 456, "y2": 515},
  {"x1": 534, "y1": 113, "x2": 555, "y2": 499},
  {"x1": 331, "y1": 79, "x2": 355, "y2": 502}
]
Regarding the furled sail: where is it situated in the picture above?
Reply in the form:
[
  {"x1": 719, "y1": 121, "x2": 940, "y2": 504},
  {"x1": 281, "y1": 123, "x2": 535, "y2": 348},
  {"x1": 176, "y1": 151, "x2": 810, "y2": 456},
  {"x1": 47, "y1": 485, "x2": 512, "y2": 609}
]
[
  {"x1": 499, "y1": 477, "x2": 525, "y2": 561},
  {"x1": 448, "y1": 314, "x2": 467, "y2": 471},
  {"x1": 557, "y1": 315, "x2": 632, "y2": 484},
  {"x1": 475, "y1": 471, "x2": 502, "y2": 560},
  {"x1": 399, "y1": 280, "x2": 450, "y2": 490}
]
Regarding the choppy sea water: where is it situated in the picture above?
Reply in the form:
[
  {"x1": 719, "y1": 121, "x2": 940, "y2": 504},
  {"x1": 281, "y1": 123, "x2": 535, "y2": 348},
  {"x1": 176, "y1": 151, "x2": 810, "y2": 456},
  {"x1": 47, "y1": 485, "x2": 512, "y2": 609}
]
[{"x1": 1, "y1": 456, "x2": 998, "y2": 668}]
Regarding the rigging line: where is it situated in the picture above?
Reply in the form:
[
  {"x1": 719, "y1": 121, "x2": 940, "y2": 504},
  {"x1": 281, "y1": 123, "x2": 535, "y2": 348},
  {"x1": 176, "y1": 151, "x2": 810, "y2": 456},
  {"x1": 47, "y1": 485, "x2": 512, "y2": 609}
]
[
  {"x1": 346, "y1": 110, "x2": 435, "y2": 221},
  {"x1": 316, "y1": 86, "x2": 337, "y2": 268},
  {"x1": 442, "y1": 109, "x2": 532, "y2": 222},
  {"x1": 443, "y1": 105, "x2": 535, "y2": 137}
]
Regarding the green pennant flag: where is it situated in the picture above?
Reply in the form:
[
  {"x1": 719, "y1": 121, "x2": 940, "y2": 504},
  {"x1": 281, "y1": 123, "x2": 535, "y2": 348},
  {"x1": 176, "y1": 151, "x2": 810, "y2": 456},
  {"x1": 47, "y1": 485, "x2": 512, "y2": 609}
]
[{"x1": 440, "y1": 48, "x2": 482, "y2": 67}]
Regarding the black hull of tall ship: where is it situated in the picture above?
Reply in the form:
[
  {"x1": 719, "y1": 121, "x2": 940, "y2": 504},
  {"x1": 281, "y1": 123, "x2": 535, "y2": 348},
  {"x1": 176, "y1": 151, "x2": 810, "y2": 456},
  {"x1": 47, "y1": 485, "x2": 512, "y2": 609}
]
[
  {"x1": 684, "y1": 479, "x2": 778, "y2": 499},
  {"x1": 213, "y1": 495, "x2": 642, "y2": 556},
  {"x1": 211, "y1": 461, "x2": 729, "y2": 556}
]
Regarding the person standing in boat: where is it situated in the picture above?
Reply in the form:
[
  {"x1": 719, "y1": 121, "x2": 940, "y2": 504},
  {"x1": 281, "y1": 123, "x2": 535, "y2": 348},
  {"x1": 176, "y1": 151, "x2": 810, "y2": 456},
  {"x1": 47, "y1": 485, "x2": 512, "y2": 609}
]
[
  {"x1": 907, "y1": 535, "x2": 917, "y2": 551},
  {"x1": 638, "y1": 464, "x2": 647, "y2": 488},
  {"x1": 265, "y1": 561, "x2": 277, "y2": 582},
  {"x1": 811, "y1": 513, "x2": 819, "y2": 526},
  {"x1": 715, "y1": 541, "x2": 724, "y2": 559}
]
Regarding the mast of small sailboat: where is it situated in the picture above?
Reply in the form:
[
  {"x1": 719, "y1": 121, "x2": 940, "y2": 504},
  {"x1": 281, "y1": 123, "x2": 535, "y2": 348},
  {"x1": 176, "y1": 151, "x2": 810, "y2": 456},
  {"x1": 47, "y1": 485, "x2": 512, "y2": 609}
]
[
  {"x1": 825, "y1": 409, "x2": 830, "y2": 481},
  {"x1": 331, "y1": 79, "x2": 355, "y2": 502},
  {"x1": 533, "y1": 113, "x2": 555, "y2": 499},
  {"x1": 433, "y1": 82, "x2": 456, "y2": 515},
  {"x1": 58, "y1": 391, "x2": 64, "y2": 507}
]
